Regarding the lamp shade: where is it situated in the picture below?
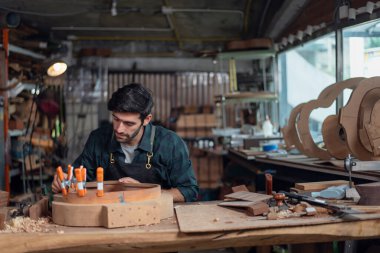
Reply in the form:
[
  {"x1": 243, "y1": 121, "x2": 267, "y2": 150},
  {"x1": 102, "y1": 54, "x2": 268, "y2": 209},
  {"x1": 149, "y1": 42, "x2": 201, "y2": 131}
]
[{"x1": 47, "y1": 61, "x2": 67, "y2": 77}]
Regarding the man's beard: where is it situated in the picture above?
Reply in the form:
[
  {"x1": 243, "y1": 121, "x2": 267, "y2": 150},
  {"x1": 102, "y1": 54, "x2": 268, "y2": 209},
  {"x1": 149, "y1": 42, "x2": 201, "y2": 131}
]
[{"x1": 115, "y1": 124, "x2": 143, "y2": 143}]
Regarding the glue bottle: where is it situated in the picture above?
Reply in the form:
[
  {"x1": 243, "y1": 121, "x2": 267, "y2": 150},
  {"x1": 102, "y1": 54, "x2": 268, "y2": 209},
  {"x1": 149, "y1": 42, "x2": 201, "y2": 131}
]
[{"x1": 263, "y1": 115, "x2": 273, "y2": 137}]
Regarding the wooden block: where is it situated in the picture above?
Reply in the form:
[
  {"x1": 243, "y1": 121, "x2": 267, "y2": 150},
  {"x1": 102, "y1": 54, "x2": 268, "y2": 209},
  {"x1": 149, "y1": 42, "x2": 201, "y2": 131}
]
[
  {"x1": 102, "y1": 200, "x2": 160, "y2": 228},
  {"x1": 0, "y1": 208, "x2": 9, "y2": 230},
  {"x1": 232, "y1": 185, "x2": 249, "y2": 193},
  {"x1": 295, "y1": 180, "x2": 350, "y2": 191},
  {"x1": 246, "y1": 202, "x2": 269, "y2": 216},
  {"x1": 29, "y1": 197, "x2": 49, "y2": 220}
]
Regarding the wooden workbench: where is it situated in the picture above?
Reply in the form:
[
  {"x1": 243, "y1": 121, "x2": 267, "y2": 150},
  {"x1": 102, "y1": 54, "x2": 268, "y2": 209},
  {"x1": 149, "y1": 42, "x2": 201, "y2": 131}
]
[
  {"x1": 2, "y1": 204, "x2": 380, "y2": 253},
  {"x1": 228, "y1": 149, "x2": 380, "y2": 188}
]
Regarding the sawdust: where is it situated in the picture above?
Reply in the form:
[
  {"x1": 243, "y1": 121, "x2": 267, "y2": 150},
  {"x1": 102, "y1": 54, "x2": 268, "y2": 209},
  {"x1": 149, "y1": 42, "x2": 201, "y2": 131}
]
[{"x1": 1, "y1": 217, "x2": 51, "y2": 233}]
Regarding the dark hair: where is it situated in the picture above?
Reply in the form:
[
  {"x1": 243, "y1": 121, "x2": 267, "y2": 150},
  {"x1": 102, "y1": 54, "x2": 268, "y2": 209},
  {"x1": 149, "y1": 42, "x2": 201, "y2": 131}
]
[{"x1": 107, "y1": 83, "x2": 154, "y2": 119}]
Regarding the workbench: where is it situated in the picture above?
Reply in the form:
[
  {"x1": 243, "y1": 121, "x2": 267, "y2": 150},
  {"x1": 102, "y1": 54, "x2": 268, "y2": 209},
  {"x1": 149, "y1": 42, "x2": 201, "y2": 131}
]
[
  {"x1": 228, "y1": 149, "x2": 380, "y2": 191},
  {"x1": 2, "y1": 203, "x2": 380, "y2": 253}
]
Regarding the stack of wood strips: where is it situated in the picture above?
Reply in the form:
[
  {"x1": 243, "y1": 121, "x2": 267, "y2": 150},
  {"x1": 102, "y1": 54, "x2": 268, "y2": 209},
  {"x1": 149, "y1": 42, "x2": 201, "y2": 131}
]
[{"x1": 0, "y1": 191, "x2": 9, "y2": 207}]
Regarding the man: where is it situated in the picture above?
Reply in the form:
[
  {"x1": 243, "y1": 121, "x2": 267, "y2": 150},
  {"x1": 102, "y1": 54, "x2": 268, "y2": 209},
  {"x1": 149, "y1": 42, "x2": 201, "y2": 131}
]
[{"x1": 52, "y1": 83, "x2": 198, "y2": 202}]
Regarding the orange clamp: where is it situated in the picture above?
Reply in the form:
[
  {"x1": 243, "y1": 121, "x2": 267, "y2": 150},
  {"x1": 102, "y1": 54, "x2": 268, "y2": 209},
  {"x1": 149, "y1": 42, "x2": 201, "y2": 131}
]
[
  {"x1": 56, "y1": 166, "x2": 67, "y2": 196},
  {"x1": 67, "y1": 165, "x2": 74, "y2": 190},
  {"x1": 96, "y1": 167, "x2": 104, "y2": 197},
  {"x1": 75, "y1": 168, "x2": 85, "y2": 197},
  {"x1": 82, "y1": 168, "x2": 87, "y2": 194}
]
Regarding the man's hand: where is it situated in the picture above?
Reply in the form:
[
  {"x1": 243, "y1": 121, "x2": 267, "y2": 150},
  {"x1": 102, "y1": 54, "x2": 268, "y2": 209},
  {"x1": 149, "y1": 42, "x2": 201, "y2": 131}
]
[
  {"x1": 118, "y1": 177, "x2": 140, "y2": 184},
  {"x1": 52, "y1": 172, "x2": 67, "y2": 193}
]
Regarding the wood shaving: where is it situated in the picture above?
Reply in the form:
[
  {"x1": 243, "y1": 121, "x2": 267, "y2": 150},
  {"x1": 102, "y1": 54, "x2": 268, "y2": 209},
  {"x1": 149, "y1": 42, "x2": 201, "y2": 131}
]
[
  {"x1": 277, "y1": 210, "x2": 296, "y2": 219},
  {"x1": 1, "y1": 217, "x2": 50, "y2": 233}
]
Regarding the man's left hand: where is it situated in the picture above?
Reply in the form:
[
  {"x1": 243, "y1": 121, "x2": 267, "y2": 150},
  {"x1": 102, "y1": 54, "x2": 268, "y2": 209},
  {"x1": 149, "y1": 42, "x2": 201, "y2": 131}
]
[{"x1": 118, "y1": 177, "x2": 140, "y2": 183}]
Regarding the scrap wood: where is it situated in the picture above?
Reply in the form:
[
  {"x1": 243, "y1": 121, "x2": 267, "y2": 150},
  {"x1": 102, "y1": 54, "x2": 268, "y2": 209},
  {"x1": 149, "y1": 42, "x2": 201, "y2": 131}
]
[
  {"x1": 350, "y1": 205, "x2": 380, "y2": 214},
  {"x1": 246, "y1": 202, "x2": 269, "y2": 216},
  {"x1": 0, "y1": 191, "x2": 9, "y2": 207},
  {"x1": 295, "y1": 180, "x2": 350, "y2": 191},
  {"x1": 232, "y1": 185, "x2": 249, "y2": 193},
  {"x1": 29, "y1": 197, "x2": 49, "y2": 220},
  {"x1": 224, "y1": 191, "x2": 272, "y2": 203}
]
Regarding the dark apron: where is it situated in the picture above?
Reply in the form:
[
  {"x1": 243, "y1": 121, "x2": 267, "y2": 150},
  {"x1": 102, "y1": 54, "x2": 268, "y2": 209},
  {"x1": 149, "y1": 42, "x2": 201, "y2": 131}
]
[{"x1": 107, "y1": 126, "x2": 162, "y2": 184}]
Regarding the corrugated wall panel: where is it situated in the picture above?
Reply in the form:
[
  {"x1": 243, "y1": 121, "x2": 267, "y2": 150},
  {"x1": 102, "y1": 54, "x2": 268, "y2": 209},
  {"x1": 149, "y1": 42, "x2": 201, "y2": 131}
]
[{"x1": 108, "y1": 72, "x2": 229, "y2": 124}]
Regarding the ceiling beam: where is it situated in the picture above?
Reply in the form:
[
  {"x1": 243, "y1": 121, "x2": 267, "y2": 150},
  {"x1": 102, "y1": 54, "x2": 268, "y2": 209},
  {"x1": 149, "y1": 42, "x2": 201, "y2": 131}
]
[{"x1": 264, "y1": 0, "x2": 311, "y2": 40}]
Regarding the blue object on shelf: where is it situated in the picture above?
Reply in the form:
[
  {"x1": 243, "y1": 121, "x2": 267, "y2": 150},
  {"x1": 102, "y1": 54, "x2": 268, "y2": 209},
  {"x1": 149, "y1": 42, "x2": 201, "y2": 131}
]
[{"x1": 263, "y1": 143, "x2": 278, "y2": 152}]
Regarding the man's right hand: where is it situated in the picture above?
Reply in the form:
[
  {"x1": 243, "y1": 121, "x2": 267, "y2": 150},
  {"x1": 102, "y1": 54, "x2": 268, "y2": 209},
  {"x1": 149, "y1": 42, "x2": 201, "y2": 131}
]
[{"x1": 52, "y1": 172, "x2": 67, "y2": 193}]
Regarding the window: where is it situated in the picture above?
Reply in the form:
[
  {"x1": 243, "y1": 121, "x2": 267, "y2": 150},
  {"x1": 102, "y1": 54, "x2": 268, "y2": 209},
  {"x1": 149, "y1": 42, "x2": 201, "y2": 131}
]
[
  {"x1": 342, "y1": 19, "x2": 380, "y2": 103},
  {"x1": 279, "y1": 33, "x2": 336, "y2": 140}
]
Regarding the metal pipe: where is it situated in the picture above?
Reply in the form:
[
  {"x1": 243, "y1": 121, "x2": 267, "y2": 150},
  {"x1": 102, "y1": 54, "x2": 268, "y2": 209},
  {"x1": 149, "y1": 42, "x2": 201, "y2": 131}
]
[
  {"x1": 52, "y1": 26, "x2": 172, "y2": 32},
  {"x1": 67, "y1": 35, "x2": 238, "y2": 42},
  {"x1": 0, "y1": 43, "x2": 46, "y2": 60},
  {"x1": 162, "y1": 6, "x2": 244, "y2": 18}
]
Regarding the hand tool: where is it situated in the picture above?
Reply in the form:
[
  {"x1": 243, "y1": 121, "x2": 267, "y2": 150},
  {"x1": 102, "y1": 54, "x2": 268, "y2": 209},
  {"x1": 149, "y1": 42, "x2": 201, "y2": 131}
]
[
  {"x1": 75, "y1": 168, "x2": 85, "y2": 197},
  {"x1": 279, "y1": 191, "x2": 363, "y2": 218},
  {"x1": 96, "y1": 167, "x2": 104, "y2": 197},
  {"x1": 56, "y1": 166, "x2": 68, "y2": 196}
]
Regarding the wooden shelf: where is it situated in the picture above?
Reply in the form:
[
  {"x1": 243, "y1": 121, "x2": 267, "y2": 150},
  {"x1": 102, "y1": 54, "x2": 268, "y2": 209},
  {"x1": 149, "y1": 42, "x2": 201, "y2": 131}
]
[
  {"x1": 215, "y1": 91, "x2": 278, "y2": 103},
  {"x1": 217, "y1": 49, "x2": 276, "y2": 60}
]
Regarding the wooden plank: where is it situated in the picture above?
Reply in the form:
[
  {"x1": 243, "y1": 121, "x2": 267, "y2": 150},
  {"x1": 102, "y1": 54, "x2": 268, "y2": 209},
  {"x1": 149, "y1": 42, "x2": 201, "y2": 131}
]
[
  {"x1": 295, "y1": 180, "x2": 350, "y2": 191},
  {"x1": 218, "y1": 201, "x2": 259, "y2": 208},
  {"x1": 175, "y1": 203, "x2": 380, "y2": 233},
  {"x1": 224, "y1": 192, "x2": 272, "y2": 202}
]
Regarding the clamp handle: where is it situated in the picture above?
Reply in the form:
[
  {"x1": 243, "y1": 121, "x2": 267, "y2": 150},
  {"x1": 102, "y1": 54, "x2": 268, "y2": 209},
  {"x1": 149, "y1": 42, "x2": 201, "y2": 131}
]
[{"x1": 56, "y1": 166, "x2": 68, "y2": 196}]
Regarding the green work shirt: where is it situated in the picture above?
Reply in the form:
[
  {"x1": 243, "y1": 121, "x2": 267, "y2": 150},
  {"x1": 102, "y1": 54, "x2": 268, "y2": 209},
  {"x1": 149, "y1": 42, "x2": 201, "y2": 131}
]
[{"x1": 72, "y1": 123, "x2": 199, "y2": 202}]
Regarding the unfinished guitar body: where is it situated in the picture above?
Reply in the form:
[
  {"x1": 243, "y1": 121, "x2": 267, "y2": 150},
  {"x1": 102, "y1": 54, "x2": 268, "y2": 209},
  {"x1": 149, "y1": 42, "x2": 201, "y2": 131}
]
[
  {"x1": 340, "y1": 77, "x2": 380, "y2": 160},
  {"x1": 282, "y1": 103, "x2": 306, "y2": 153},
  {"x1": 284, "y1": 77, "x2": 380, "y2": 161},
  {"x1": 52, "y1": 181, "x2": 173, "y2": 228},
  {"x1": 322, "y1": 115, "x2": 350, "y2": 159},
  {"x1": 297, "y1": 77, "x2": 364, "y2": 160}
]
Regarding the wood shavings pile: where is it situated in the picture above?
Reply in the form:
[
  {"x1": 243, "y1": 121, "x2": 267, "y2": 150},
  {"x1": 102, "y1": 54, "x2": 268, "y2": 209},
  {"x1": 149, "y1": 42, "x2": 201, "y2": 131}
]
[{"x1": 1, "y1": 217, "x2": 50, "y2": 233}]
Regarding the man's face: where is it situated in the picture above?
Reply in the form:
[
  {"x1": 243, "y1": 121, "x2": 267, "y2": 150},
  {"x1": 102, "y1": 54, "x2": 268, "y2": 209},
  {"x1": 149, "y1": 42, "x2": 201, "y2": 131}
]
[{"x1": 111, "y1": 112, "x2": 151, "y2": 144}]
